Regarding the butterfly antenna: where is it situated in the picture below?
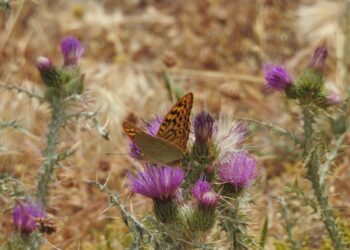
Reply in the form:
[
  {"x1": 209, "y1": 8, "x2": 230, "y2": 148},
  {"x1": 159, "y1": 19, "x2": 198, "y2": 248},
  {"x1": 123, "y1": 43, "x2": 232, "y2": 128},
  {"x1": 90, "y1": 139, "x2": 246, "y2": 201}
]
[{"x1": 105, "y1": 153, "x2": 129, "y2": 156}]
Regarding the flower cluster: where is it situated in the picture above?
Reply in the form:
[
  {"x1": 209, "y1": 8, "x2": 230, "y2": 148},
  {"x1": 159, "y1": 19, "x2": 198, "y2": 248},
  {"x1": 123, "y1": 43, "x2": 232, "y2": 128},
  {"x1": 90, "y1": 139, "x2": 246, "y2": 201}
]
[
  {"x1": 263, "y1": 46, "x2": 341, "y2": 107},
  {"x1": 36, "y1": 36, "x2": 85, "y2": 99},
  {"x1": 126, "y1": 107, "x2": 257, "y2": 231}
]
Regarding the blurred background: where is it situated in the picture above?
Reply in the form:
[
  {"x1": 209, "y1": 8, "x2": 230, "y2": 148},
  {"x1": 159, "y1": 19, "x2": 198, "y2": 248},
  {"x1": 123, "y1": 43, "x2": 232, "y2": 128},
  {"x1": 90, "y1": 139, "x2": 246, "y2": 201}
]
[{"x1": 0, "y1": 0, "x2": 349, "y2": 249}]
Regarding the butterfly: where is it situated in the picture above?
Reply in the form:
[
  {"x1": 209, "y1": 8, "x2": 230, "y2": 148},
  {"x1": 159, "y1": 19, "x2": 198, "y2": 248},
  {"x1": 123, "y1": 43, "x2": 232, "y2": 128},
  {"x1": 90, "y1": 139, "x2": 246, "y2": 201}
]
[{"x1": 123, "y1": 92, "x2": 193, "y2": 165}]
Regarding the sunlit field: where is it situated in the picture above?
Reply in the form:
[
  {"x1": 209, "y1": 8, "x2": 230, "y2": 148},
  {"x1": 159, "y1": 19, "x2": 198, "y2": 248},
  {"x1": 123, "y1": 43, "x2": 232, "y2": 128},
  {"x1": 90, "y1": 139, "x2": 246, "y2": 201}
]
[{"x1": 1, "y1": 1, "x2": 350, "y2": 249}]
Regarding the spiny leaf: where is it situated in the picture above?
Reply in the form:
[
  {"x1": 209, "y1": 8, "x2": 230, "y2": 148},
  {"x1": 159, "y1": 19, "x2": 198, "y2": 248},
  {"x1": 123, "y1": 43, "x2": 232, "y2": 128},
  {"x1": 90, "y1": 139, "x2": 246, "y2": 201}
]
[{"x1": 319, "y1": 133, "x2": 345, "y2": 185}]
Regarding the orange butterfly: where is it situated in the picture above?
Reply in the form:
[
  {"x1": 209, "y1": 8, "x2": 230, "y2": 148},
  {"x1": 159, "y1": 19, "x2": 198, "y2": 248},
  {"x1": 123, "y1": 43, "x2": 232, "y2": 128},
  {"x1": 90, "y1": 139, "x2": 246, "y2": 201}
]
[{"x1": 123, "y1": 92, "x2": 193, "y2": 164}]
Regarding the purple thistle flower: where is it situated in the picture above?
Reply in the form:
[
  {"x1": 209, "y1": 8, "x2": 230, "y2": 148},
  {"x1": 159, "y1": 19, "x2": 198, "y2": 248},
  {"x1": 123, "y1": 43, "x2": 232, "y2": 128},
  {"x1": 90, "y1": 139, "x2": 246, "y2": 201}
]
[
  {"x1": 218, "y1": 152, "x2": 257, "y2": 190},
  {"x1": 263, "y1": 64, "x2": 293, "y2": 92},
  {"x1": 13, "y1": 201, "x2": 46, "y2": 234},
  {"x1": 194, "y1": 111, "x2": 214, "y2": 144},
  {"x1": 192, "y1": 180, "x2": 211, "y2": 200},
  {"x1": 192, "y1": 180, "x2": 219, "y2": 207},
  {"x1": 60, "y1": 36, "x2": 84, "y2": 66},
  {"x1": 310, "y1": 46, "x2": 327, "y2": 71},
  {"x1": 36, "y1": 56, "x2": 53, "y2": 71},
  {"x1": 326, "y1": 91, "x2": 341, "y2": 105},
  {"x1": 128, "y1": 165, "x2": 185, "y2": 200}
]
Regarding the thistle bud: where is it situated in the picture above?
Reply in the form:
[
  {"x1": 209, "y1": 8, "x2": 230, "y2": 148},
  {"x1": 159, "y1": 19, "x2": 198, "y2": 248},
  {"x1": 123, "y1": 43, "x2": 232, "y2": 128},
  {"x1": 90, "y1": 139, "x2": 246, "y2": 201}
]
[
  {"x1": 194, "y1": 112, "x2": 214, "y2": 144},
  {"x1": 309, "y1": 46, "x2": 327, "y2": 72},
  {"x1": 295, "y1": 47, "x2": 328, "y2": 99},
  {"x1": 192, "y1": 112, "x2": 214, "y2": 161},
  {"x1": 263, "y1": 64, "x2": 294, "y2": 92},
  {"x1": 295, "y1": 68, "x2": 324, "y2": 98},
  {"x1": 189, "y1": 180, "x2": 219, "y2": 231},
  {"x1": 315, "y1": 91, "x2": 342, "y2": 108},
  {"x1": 36, "y1": 57, "x2": 61, "y2": 87},
  {"x1": 60, "y1": 36, "x2": 84, "y2": 67},
  {"x1": 326, "y1": 91, "x2": 341, "y2": 105}
]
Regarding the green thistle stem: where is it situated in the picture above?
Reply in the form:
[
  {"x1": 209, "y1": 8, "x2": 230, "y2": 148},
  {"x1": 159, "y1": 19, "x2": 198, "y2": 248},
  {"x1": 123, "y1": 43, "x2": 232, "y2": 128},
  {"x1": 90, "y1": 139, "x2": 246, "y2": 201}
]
[
  {"x1": 302, "y1": 106, "x2": 347, "y2": 250},
  {"x1": 302, "y1": 107, "x2": 313, "y2": 154},
  {"x1": 36, "y1": 97, "x2": 64, "y2": 205},
  {"x1": 219, "y1": 199, "x2": 255, "y2": 250},
  {"x1": 87, "y1": 180, "x2": 152, "y2": 248},
  {"x1": 278, "y1": 197, "x2": 298, "y2": 250}
]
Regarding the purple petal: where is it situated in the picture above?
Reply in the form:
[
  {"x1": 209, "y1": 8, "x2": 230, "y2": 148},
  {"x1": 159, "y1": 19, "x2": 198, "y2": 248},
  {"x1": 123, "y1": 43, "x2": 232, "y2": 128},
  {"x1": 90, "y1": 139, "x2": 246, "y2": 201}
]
[
  {"x1": 60, "y1": 36, "x2": 84, "y2": 66},
  {"x1": 13, "y1": 201, "x2": 46, "y2": 234},
  {"x1": 193, "y1": 111, "x2": 214, "y2": 144},
  {"x1": 192, "y1": 179, "x2": 211, "y2": 200},
  {"x1": 218, "y1": 152, "x2": 257, "y2": 189},
  {"x1": 128, "y1": 165, "x2": 185, "y2": 200},
  {"x1": 263, "y1": 64, "x2": 293, "y2": 92},
  {"x1": 310, "y1": 46, "x2": 327, "y2": 71}
]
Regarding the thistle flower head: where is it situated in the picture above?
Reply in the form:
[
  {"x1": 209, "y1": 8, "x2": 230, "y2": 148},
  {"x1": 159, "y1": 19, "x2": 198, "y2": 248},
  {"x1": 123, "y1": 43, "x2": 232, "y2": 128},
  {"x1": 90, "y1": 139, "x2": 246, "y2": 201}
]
[
  {"x1": 326, "y1": 91, "x2": 341, "y2": 105},
  {"x1": 218, "y1": 152, "x2": 257, "y2": 190},
  {"x1": 13, "y1": 201, "x2": 46, "y2": 234},
  {"x1": 213, "y1": 117, "x2": 247, "y2": 163},
  {"x1": 60, "y1": 36, "x2": 84, "y2": 66},
  {"x1": 36, "y1": 56, "x2": 53, "y2": 71},
  {"x1": 263, "y1": 64, "x2": 293, "y2": 92},
  {"x1": 194, "y1": 111, "x2": 214, "y2": 144},
  {"x1": 310, "y1": 46, "x2": 327, "y2": 71},
  {"x1": 192, "y1": 179, "x2": 211, "y2": 199},
  {"x1": 128, "y1": 165, "x2": 185, "y2": 200},
  {"x1": 192, "y1": 180, "x2": 219, "y2": 207}
]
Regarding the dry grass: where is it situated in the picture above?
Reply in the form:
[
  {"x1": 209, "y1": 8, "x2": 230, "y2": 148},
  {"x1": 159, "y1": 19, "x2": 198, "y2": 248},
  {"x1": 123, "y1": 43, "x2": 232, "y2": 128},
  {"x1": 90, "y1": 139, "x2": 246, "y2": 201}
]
[{"x1": 0, "y1": 0, "x2": 349, "y2": 249}]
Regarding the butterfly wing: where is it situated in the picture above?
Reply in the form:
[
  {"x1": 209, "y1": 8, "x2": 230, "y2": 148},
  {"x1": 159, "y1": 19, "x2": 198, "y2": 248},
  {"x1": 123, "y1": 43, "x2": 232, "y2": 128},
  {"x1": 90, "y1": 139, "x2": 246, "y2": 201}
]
[
  {"x1": 123, "y1": 121, "x2": 184, "y2": 164},
  {"x1": 123, "y1": 121, "x2": 143, "y2": 141},
  {"x1": 156, "y1": 92, "x2": 193, "y2": 151}
]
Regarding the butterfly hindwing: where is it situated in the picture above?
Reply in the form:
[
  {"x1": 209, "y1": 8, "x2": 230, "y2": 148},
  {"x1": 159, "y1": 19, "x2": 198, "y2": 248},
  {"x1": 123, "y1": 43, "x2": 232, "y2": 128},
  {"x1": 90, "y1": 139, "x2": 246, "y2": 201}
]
[
  {"x1": 156, "y1": 92, "x2": 193, "y2": 151},
  {"x1": 135, "y1": 132, "x2": 185, "y2": 164},
  {"x1": 122, "y1": 121, "x2": 185, "y2": 164}
]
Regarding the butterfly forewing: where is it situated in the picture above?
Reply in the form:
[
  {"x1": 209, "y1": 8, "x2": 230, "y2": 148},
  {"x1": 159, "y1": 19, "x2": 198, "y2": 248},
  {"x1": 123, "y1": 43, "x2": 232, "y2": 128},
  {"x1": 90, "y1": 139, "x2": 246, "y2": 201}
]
[
  {"x1": 156, "y1": 92, "x2": 193, "y2": 151},
  {"x1": 123, "y1": 121, "x2": 143, "y2": 141}
]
